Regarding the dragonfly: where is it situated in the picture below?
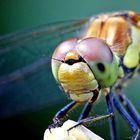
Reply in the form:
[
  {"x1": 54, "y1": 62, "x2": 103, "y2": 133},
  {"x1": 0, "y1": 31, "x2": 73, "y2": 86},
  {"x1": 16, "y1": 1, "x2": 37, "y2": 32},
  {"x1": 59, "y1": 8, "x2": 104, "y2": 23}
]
[
  {"x1": 0, "y1": 10, "x2": 140, "y2": 140},
  {"x1": 50, "y1": 11, "x2": 140, "y2": 140}
]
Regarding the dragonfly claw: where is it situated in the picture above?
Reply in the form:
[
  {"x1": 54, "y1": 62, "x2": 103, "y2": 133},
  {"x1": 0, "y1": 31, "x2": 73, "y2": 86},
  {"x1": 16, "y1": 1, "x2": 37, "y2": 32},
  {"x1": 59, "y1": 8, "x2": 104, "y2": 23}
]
[{"x1": 48, "y1": 121, "x2": 63, "y2": 133}]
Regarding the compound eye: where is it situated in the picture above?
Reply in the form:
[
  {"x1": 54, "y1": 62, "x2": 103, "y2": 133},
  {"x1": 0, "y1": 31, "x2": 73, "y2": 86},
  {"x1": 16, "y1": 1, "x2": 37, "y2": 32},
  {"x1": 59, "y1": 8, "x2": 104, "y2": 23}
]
[
  {"x1": 52, "y1": 38, "x2": 78, "y2": 62},
  {"x1": 76, "y1": 37, "x2": 113, "y2": 63},
  {"x1": 51, "y1": 38, "x2": 78, "y2": 81}
]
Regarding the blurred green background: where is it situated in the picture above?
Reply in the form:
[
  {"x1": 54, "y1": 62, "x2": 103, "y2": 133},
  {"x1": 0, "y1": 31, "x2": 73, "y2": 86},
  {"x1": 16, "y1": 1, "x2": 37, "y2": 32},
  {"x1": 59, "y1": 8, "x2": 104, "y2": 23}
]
[{"x1": 0, "y1": 0, "x2": 140, "y2": 140}]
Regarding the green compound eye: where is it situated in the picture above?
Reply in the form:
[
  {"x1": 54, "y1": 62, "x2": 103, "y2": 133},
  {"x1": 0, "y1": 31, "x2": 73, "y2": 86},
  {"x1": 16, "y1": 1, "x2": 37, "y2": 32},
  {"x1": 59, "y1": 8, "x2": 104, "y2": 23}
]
[{"x1": 96, "y1": 63, "x2": 105, "y2": 72}]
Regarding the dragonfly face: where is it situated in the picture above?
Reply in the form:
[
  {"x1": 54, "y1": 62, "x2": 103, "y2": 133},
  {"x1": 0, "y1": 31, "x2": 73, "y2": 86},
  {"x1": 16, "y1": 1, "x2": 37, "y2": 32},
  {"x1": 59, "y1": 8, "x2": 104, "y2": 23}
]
[{"x1": 51, "y1": 37, "x2": 118, "y2": 102}]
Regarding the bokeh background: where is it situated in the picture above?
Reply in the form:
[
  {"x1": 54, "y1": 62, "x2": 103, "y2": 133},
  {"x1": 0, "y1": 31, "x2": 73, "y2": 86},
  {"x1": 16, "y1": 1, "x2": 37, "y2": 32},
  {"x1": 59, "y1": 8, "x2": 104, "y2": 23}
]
[{"x1": 1, "y1": 0, "x2": 140, "y2": 140}]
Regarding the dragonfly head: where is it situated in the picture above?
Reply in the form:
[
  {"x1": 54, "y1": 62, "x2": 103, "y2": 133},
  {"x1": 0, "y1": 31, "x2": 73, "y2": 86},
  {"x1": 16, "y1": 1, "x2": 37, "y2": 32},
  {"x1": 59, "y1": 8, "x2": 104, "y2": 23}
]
[{"x1": 51, "y1": 37, "x2": 118, "y2": 102}]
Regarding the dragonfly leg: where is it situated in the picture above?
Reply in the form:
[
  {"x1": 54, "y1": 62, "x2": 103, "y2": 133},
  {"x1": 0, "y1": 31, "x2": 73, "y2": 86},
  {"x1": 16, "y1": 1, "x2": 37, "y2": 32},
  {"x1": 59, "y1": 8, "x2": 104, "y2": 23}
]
[
  {"x1": 73, "y1": 92, "x2": 117, "y2": 140},
  {"x1": 78, "y1": 90, "x2": 100, "y2": 121},
  {"x1": 78, "y1": 99, "x2": 94, "y2": 121},
  {"x1": 68, "y1": 112, "x2": 114, "y2": 132},
  {"x1": 118, "y1": 94, "x2": 140, "y2": 127},
  {"x1": 106, "y1": 91, "x2": 117, "y2": 140},
  {"x1": 48, "y1": 101, "x2": 79, "y2": 129},
  {"x1": 113, "y1": 95, "x2": 139, "y2": 140},
  {"x1": 68, "y1": 94, "x2": 114, "y2": 133},
  {"x1": 53, "y1": 100, "x2": 79, "y2": 123}
]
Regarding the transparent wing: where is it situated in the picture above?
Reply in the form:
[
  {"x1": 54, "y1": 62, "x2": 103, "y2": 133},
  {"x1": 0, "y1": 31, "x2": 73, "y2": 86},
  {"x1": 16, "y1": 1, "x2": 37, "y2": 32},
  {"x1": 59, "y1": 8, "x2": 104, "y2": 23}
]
[{"x1": 0, "y1": 18, "x2": 88, "y2": 118}]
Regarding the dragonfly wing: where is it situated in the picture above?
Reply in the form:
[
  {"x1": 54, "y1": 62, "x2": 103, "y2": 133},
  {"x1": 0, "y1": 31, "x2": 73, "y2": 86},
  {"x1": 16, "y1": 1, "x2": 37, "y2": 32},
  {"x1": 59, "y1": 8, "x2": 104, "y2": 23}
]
[{"x1": 0, "y1": 18, "x2": 88, "y2": 118}]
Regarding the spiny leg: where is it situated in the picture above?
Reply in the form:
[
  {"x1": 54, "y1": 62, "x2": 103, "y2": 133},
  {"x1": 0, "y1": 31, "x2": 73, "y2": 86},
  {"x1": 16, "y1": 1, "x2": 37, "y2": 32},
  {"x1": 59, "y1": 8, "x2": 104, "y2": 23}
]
[
  {"x1": 78, "y1": 100, "x2": 93, "y2": 121},
  {"x1": 68, "y1": 93, "x2": 114, "y2": 132},
  {"x1": 114, "y1": 71, "x2": 140, "y2": 130},
  {"x1": 49, "y1": 101, "x2": 79, "y2": 128},
  {"x1": 69, "y1": 92, "x2": 117, "y2": 140},
  {"x1": 118, "y1": 94, "x2": 140, "y2": 128},
  {"x1": 68, "y1": 112, "x2": 113, "y2": 131},
  {"x1": 113, "y1": 95, "x2": 139, "y2": 140},
  {"x1": 107, "y1": 91, "x2": 117, "y2": 140},
  {"x1": 78, "y1": 90, "x2": 100, "y2": 121},
  {"x1": 113, "y1": 62, "x2": 140, "y2": 130}
]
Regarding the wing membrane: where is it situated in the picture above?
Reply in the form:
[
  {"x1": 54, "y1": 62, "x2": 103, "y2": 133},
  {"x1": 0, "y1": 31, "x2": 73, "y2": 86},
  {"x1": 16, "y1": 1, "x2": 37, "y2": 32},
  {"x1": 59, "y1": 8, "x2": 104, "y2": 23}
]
[{"x1": 0, "y1": 18, "x2": 88, "y2": 118}]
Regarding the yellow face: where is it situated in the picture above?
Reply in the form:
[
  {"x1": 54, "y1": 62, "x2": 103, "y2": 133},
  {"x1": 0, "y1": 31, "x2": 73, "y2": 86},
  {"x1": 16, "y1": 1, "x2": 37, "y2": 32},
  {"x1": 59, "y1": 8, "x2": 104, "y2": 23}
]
[{"x1": 58, "y1": 59, "x2": 98, "y2": 102}]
